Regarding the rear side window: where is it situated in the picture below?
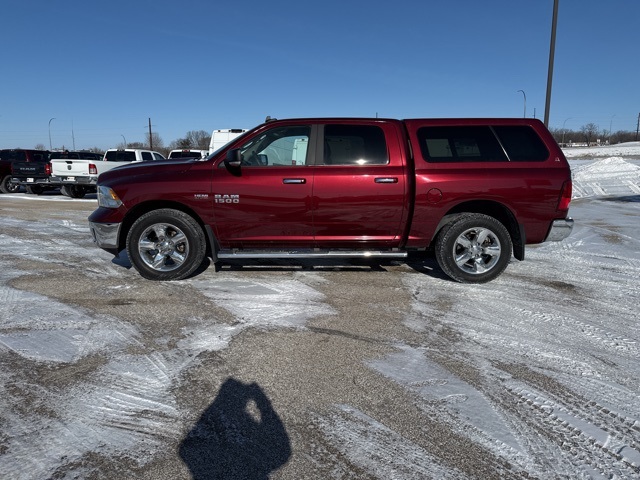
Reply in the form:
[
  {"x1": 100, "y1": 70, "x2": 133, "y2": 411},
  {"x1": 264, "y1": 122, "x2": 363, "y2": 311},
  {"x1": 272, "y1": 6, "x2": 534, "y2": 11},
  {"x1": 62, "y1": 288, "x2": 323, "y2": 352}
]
[
  {"x1": 418, "y1": 126, "x2": 507, "y2": 163},
  {"x1": 323, "y1": 125, "x2": 388, "y2": 165},
  {"x1": 141, "y1": 152, "x2": 153, "y2": 161},
  {"x1": 493, "y1": 126, "x2": 549, "y2": 161}
]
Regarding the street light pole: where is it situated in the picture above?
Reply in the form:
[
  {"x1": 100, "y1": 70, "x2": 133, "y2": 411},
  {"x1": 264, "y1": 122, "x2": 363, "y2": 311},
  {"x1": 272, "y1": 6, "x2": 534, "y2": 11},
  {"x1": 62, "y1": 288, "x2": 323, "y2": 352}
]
[
  {"x1": 121, "y1": 135, "x2": 127, "y2": 148},
  {"x1": 517, "y1": 90, "x2": 527, "y2": 118},
  {"x1": 608, "y1": 115, "x2": 615, "y2": 144},
  {"x1": 48, "y1": 118, "x2": 56, "y2": 150}
]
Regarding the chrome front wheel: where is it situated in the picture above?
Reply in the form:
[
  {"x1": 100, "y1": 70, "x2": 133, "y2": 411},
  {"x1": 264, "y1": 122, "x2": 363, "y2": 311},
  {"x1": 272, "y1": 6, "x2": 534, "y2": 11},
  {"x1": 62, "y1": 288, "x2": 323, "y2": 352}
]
[
  {"x1": 127, "y1": 209, "x2": 206, "y2": 280},
  {"x1": 137, "y1": 222, "x2": 190, "y2": 272}
]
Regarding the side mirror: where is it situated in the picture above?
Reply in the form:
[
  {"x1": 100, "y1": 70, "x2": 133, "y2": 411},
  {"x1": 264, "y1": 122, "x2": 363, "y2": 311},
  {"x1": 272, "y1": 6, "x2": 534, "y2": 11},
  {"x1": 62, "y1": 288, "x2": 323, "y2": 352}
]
[{"x1": 225, "y1": 149, "x2": 242, "y2": 168}]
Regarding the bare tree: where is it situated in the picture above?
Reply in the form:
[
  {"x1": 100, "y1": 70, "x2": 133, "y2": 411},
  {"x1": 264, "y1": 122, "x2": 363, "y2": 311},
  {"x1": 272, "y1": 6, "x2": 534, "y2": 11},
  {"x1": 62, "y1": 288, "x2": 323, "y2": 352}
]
[
  {"x1": 168, "y1": 130, "x2": 211, "y2": 151},
  {"x1": 145, "y1": 132, "x2": 164, "y2": 150},
  {"x1": 185, "y1": 130, "x2": 211, "y2": 149},
  {"x1": 580, "y1": 123, "x2": 600, "y2": 146},
  {"x1": 551, "y1": 125, "x2": 638, "y2": 147}
]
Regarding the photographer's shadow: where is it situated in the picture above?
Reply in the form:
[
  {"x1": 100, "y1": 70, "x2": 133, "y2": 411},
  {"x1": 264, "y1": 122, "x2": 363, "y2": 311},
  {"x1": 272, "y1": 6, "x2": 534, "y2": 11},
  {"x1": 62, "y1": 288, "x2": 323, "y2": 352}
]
[{"x1": 179, "y1": 378, "x2": 291, "y2": 479}]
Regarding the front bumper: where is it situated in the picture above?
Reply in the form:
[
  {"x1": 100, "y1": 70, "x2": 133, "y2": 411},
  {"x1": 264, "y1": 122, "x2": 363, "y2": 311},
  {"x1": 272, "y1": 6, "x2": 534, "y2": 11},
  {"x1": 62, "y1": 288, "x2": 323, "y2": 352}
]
[
  {"x1": 545, "y1": 218, "x2": 574, "y2": 242},
  {"x1": 88, "y1": 221, "x2": 121, "y2": 254}
]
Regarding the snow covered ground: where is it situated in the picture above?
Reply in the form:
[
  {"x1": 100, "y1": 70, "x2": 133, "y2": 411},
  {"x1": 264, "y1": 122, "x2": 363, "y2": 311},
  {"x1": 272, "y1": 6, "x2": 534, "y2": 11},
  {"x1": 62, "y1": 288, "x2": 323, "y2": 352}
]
[
  {"x1": 0, "y1": 144, "x2": 639, "y2": 479},
  {"x1": 563, "y1": 141, "x2": 640, "y2": 159}
]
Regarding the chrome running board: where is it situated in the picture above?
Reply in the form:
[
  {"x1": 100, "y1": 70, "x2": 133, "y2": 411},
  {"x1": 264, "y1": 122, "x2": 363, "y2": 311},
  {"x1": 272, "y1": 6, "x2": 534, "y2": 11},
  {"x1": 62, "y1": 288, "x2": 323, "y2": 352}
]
[{"x1": 217, "y1": 249, "x2": 408, "y2": 260}]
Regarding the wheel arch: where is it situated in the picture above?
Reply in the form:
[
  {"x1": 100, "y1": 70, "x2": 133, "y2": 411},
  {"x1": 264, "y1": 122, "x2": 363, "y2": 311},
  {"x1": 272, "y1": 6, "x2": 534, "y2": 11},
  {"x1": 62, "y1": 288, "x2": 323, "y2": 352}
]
[
  {"x1": 119, "y1": 201, "x2": 217, "y2": 260},
  {"x1": 433, "y1": 200, "x2": 524, "y2": 260}
]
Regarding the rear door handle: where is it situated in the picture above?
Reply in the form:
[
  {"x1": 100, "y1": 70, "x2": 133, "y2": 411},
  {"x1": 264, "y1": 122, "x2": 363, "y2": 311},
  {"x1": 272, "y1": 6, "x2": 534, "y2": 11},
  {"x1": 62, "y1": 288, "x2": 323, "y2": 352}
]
[
  {"x1": 283, "y1": 178, "x2": 306, "y2": 184},
  {"x1": 374, "y1": 177, "x2": 398, "y2": 183}
]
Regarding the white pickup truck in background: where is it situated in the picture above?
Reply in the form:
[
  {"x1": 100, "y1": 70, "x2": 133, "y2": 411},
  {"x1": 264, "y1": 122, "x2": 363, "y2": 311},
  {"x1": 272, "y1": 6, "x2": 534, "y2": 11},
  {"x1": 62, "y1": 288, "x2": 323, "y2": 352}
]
[{"x1": 51, "y1": 148, "x2": 165, "y2": 198}]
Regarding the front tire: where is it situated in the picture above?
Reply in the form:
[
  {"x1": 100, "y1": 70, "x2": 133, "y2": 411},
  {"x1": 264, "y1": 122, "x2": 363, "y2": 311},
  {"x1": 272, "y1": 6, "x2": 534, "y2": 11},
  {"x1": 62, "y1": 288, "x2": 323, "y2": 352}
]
[
  {"x1": 66, "y1": 185, "x2": 87, "y2": 198},
  {"x1": 435, "y1": 213, "x2": 512, "y2": 283},
  {"x1": 126, "y1": 209, "x2": 207, "y2": 280},
  {"x1": 26, "y1": 185, "x2": 44, "y2": 195}
]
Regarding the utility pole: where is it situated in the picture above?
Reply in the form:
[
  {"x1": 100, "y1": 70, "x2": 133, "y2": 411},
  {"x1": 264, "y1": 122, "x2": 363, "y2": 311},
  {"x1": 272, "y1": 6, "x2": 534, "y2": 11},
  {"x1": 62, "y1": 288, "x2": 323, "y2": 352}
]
[
  {"x1": 544, "y1": 0, "x2": 559, "y2": 127},
  {"x1": 636, "y1": 112, "x2": 639, "y2": 141},
  {"x1": 149, "y1": 118, "x2": 153, "y2": 150}
]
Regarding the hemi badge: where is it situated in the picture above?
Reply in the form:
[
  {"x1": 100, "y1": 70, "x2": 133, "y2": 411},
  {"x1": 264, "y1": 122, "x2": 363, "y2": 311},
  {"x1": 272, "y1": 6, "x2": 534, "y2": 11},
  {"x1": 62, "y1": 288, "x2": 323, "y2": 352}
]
[{"x1": 193, "y1": 194, "x2": 209, "y2": 200}]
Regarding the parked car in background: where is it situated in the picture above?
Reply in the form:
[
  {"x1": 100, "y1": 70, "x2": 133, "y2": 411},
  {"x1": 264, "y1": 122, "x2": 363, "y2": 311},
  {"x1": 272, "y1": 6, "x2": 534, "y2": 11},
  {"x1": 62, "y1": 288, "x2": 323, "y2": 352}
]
[
  {"x1": 0, "y1": 149, "x2": 50, "y2": 193},
  {"x1": 167, "y1": 149, "x2": 208, "y2": 159},
  {"x1": 50, "y1": 148, "x2": 165, "y2": 198}
]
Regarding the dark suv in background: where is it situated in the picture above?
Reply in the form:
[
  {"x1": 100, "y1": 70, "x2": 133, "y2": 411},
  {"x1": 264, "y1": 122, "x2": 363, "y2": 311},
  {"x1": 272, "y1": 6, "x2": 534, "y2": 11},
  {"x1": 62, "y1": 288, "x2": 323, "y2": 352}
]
[{"x1": 0, "y1": 149, "x2": 50, "y2": 193}]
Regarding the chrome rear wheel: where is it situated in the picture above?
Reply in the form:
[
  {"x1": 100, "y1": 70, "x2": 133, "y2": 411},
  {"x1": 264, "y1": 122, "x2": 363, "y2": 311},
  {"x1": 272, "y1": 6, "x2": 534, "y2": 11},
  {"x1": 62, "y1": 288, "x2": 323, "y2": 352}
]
[{"x1": 435, "y1": 213, "x2": 512, "y2": 283}]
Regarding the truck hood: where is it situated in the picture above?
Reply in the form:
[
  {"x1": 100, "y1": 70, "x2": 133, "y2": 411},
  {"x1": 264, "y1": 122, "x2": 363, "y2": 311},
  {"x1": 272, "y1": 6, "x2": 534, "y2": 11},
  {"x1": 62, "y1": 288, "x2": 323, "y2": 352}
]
[{"x1": 99, "y1": 158, "x2": 199, "y2": 182}]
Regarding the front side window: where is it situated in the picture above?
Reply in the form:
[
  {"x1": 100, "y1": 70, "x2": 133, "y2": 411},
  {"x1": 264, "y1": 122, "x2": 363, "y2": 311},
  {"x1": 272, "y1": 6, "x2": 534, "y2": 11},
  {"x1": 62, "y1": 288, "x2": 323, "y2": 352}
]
[
  {"x1": 323, "y1": 125, "x2": 388, "y2": 165},
  {"x1": 418, "y1": 126, "x2": 507, "y2": 163},
  {"x1": 237, "y1": 126, "x2": 310, "y2": 167}
]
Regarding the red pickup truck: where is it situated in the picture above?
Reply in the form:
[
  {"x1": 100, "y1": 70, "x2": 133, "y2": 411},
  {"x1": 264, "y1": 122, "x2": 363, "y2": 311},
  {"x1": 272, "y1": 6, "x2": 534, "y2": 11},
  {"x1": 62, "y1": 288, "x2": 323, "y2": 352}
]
[{"x1": 88, "y1": 117, "x2": 573, "y2": 283}]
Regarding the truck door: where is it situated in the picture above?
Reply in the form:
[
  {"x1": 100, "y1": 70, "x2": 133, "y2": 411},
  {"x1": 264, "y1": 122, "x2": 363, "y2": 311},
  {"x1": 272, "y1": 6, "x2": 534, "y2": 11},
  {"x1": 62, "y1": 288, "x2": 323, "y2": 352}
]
[
  {"x1": 211, "y1": 125, "x2": 315, "y2": 248},
  {"x1": 312, "y1": 123, "x2": 408, "y2": 248}
]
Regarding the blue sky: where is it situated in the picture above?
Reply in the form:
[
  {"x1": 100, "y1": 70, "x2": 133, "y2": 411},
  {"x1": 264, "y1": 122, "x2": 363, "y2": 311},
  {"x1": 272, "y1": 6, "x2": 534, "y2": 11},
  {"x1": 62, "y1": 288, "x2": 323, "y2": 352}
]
[{"x1": 1, "y1": 0, "x2": 639, "y2": 150}]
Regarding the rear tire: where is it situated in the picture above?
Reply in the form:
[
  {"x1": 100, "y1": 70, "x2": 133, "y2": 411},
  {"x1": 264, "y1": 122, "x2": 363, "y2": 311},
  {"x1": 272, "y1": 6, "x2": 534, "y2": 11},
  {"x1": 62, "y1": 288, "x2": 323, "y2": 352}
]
[
  {"x1": 0, "y1": 175, "x2": 20, "y2": 194},
  {"x1": 435, "y1": 213, "x2": 512, "y2": 283},
  {"x1": 126, "y1": 209, "x2": 207, "y2": 280}
]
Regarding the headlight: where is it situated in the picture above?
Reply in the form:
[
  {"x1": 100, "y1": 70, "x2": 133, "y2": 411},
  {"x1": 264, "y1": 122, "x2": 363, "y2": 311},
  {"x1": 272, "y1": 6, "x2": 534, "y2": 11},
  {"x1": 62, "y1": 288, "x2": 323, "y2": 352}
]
[{"x1": 97, "y1": 185, "x2": 123, "y2": 208}]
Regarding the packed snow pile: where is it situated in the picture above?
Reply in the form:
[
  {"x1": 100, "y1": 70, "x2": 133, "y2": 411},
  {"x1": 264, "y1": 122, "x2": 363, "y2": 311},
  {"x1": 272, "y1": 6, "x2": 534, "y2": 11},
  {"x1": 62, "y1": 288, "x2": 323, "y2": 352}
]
[{"x1": 571, "y1": 156, "x2": 640, "y2": 199}]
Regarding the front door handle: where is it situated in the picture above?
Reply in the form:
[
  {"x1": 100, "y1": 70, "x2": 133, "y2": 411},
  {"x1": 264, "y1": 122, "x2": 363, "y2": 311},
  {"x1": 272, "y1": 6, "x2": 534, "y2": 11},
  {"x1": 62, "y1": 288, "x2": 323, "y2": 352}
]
[{"x1": 283, "y1": 178, "x2": 306, "y2": 184}]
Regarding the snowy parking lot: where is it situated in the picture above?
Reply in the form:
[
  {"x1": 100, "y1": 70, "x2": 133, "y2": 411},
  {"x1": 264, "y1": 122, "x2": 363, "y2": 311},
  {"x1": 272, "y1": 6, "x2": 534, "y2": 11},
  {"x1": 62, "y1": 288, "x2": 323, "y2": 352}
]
[{"x1": 1, "y1": 144, "x2": 639, "y2": 479}]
